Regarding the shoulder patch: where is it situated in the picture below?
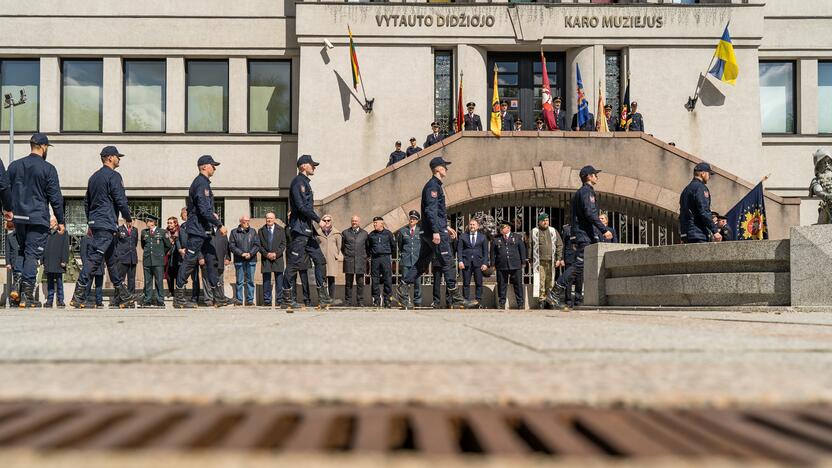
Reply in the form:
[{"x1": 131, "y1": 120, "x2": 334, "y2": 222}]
[
  {"x1": 589, "y1": 195, "x2": 596, "y2": 203},
  {"x1": 300, "y1": 185, "x2": 306, "y2": 193},
  {"x1": 203, "y1": 188, "x2": 210, "y2": 197},
  {"x1": 430, "y1": 191, "x2": 438, "y2": 198},
  {"x1": 704, "y1": 191, "x2": 710, "y2": 199}
]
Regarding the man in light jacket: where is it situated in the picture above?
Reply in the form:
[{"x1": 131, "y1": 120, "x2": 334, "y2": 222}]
[
  {"x1": 317, "y1": 214, "x2": 343, "y2": 303},
  {"x1": 229, "y1": 215, "x2": 260, "y2": 306},
  {"x1": 531, "y1": 213, "x2": 564, "y2": 309}
]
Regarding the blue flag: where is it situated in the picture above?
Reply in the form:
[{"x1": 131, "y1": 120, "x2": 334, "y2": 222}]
[
  {"x1": 725, "y1": 182, "x2": 768, "y2": 241},
  {"x1": 575, "y1": 64, "x2": 590, "y2": 130}
]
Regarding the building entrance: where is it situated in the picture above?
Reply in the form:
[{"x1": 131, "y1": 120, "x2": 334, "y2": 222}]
[{"x1": 487, "y1": 52, "x2": 566, "y2": 131}]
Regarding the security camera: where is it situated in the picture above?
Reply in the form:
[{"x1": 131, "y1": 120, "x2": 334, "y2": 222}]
[
  {"x1": 19, "y1": 89, "x2": 26, "y2": 103},
  {"x1": 324, "y1": 39, "x2": 335, "y2": 50},
  {"x1": 3, "y1": 94, "x2": 11, "y2": 107}
]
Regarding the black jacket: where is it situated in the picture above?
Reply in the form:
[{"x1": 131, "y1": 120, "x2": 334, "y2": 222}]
[
  {"x1": 457, "y1": 230, "x2": 489, "y2": 268},
  {"x1": 85, "y1": 166, "x2": 132, "y2": 232},
  {"x1": 8, "y1": 154, "x2": 64, "y2": 227},
  {"x1": 287, "y1": 173, "x2": 320, "y2": 237},
  {"x1": 229, "y1": 226, "x2": 260, "y2": 263},
  {"x1": 421, "y1": 176, "x2": 447, "y2": 235},
  {"x1": 424, "y1": 133, "x2": 443, "y2": 148},
  {"x1": 5, "y1": 229, "x2": 20, "y2": 271},
  {"x1": 0, "y1": 159, "x2": 11, "y2": 212},
  {"x1": 366, "y1": 229, "x2": 396, "y2": 257},
  {"x1": 387, "y1": 150, "x2": 407, "y2": 167},
  {"x1": 463, "y1": 113, "x2": 483, "y2": 131},
  {"x1": 184, "y1": 174, "x2": 222, "y2": 238},
  {"x1": 258, "y1": 224, "x2": 286, "y2": 272},
  {"x1": 114, "y1": 225, "x2": 139, "y2": 265},
  {"x1": 405, "y1": 146, "x2": 422, "y2": 157},
  {"x1": 43, "y1": 229, "x2": 70, "y2": 274},
  {"x1": 342, "y1": 227, "x2": 369, "y2": 274},
  {"x1": 490, "y1": 233, "x2": 527, "y2": 271},
  {"x1": 80, "y1": 235, "x2": 104, "y2": 275},
  {"x1": 553, "y1": 109, "x2": 568, "y2": 131},
  {"x1": 679, "y1": 178, "x2": 717, "y2": 242},
  {"x1": 571, "y1": 183, "x2": 608, "y2": 245},
  {"x1": 500, "y1": 112, "x2": 515, "y2": 131},
  {"x1": 571, "y1": 112, "x2": 596, "y2": 132}
]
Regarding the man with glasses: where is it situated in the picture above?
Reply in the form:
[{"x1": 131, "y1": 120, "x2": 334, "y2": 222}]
[
  {"x1": 317, "y1": 214, "x2": 342, "y2": 303},
  {"x1": 69, "y1": 145, "x2": 141, "y2": 308},
  {"x1": 230, "y1": 215, "x2": 260, "y2": 306}
]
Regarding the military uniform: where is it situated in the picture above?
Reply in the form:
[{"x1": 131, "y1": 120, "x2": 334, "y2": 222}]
[
  {"x1": 281, "y1": 154, "x2": 330, "y2": 309},
  {"x1": 142, "y1": 222, "x2": 172, "y2": 306},
  {"x1": 561, "y1": 224, "x2": 583, "y2": 307},
  {"x1": 174, "y1": 155, "x2": 226, "y2": 308},
  {"x1": 366, "y1": 224, "x2": 396, "y2": 307},
  {"x1": 628, "y1": 112, "x2": 645, "y2": 132},
  {"x1": 463, "y1": 112, "x2": 483, "y2": 131},
  {"x1": 424, "y1": 132, "x2": 443, "y2": 148},
  {"x1": 114, "y1": 224, "x2": 139, "y2": 293},
  {"x1": 387, "y1": 149, "x2": 407, "y2": 167},
  {"x1": 8, "y1": 134, "x2": 64, "y2": 306},
  {"x1": 405, "y1": 145, "x2": 422, "y2": 157},
  {"x1": 491, "y1": 230, "x2": 527, "y2": 309},
  {"x1": 397, "y1": 217, "x2": 423, "y2": 306},
  {"x1": 70, "y1": 146, "x2": 137, "y2": 309},
  {"x1": 679, "y1": 164, "x2": 718, "y2": 243}
]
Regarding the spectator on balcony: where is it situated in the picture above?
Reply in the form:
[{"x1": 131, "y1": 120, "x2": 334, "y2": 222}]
[
  {"x1": 627, "y1": 101, "x2": 645, "y2": 132},
  {"x1": 406, "y1": 137, "x2": 422, "y2": 157},
  {"x1": 513, "y1": 119, "x2": 523, "y2": 132},
  {"x1": 553, "y1": 97, "x2": 568, "y2": 131},
  {"x1": 499, "y1": 101, "x2": 515, "y2": 131},
  {"x1": 571, "y1": 111, "x2": 595, "y2": 132},
  {"x1": 534, "y1": 117, "x2": 546, "y2": 131},
  {"x1": 386, "y1": 141, "x2": 407, "y2": 167},
  {"x1": 600, "y1": 104, "x2": 619, "y2": 132},
  {"x1": 463, "y1": 102, "x2": 483, "y2": 131},
  {"x1": 424, "y1": 122, "x2": 443, "y2": 148}
]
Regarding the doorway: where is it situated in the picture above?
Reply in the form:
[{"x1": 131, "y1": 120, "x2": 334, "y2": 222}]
[{"x1": 487, "y1": 52, "x2": 566, "y2": 131}]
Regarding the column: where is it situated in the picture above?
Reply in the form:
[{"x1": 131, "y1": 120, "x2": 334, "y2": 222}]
[
  {"x1": 798, "y1": 59, "x2": 818, "y2": 135},
  {"x1": 161, "y1": 198, "x2": 184, "y2": 221},
  {"x1": 102, "y1": 57, "x2": 123, "y2": 133},
  {"x1": 228, "y1": 57, "x2": 247, "y2": 134},
  {"x1": 456, "y1": 44, "x2": 487, "y2": 119},
  {"x1": 166, "y1": 57, "x2": 185, "y2": 134},
  {"x1": 39, "y1": 57, "x2": 60, "y2": 133},
  {"x1": 565, "y1": 46, "x2": 596, "y2": 122}
]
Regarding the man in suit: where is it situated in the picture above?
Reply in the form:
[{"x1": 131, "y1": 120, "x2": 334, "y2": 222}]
[
  {"x1": 341, "y1": 215, "x2": 369, "y2": 307},
  {"x1": 457, "y1": 218, "x2": 488, "y2": 305},
  {"x1": 424, "y1": 122, "x2": 443, "y2": 148},
  {"x1": 571, "y1": 111, "x2": 596, "y2": 131},
  {"x1": 553, "y1": 97, "x2": 568, "y2": 131},
  {"x1": 141, "y1": 215, "x2": 171, "y2": 307},
  {"x1": 114, "y1": 220, "x2": 139, "y2": 294},
  {"x1": 490, "y1": 221, "x2": 527, "y2": 309},
  {"x1": 397, "y1": 210, "x2": 423, "y2": 307},
  {"x1": 499, "y1": 101, "x2": 515, "y2": 131},
  {"x1": 463, "y1": 102, "x2": 482, "y2": 131},
  {"x1": 259, "y1": 211, "x2": 286, "y2": 307}
]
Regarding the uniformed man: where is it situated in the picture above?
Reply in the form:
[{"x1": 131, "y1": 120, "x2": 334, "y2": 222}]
[
  {"x1": 424, "y1": 122, "x2": 443, "y2": 148},
  {"x1": 8, "y1": 133, "x2": 62, "y2": 307},
  {"x1": 397, "y1": 210, "x2": 423, "y2": 307},
  {"x1": 553, "y1": 97, "x2": 568, "y2": 131},
  {"x1": 513, "y1": 119, "x2": 523, "y2": 132},
  {"x1": 405, "y1": 138, "x2": 422, "y2": 157},
  {"x1": 679, "y1": 162, "x2": 722, "y2": 244},
  {"x1": 491, "y1": 220, "x2": 527, "y2": 309},
  {"x1": 560, "y1": 223, "x2": 583, "y2": 308},
  {"x1": 534, "y1": 117, "x2": 546, "y2": 131},
  {"x1": 68, "y1": 146, "x2": 139, "y2": 309},
  {"x1": 386, "y1": 141, "x2": 407, "y2": 167},
  {"x1": 366, "y1": 216, "x2": 396, "y2": 307},
  {"x1": 463, "y1": 102, "x2": 483, "y2": 131},
  {"x1": 628, "y1": 101, "x2": 645, "y2": 132},
  {"x1": 394, "y1": 157, "x2": 477, "y2": 309},
  {"x1": 114, "y1": 220, "x2": 139, "y2": 294},
  {"x1": 173, "y1": 155, "x2": 231, "y2": 308},
  {"x1": 571, "y1": 111, "x2": 596, "y2": 132},
  {"x1": 141, "y1": 215, "x2": 171, "y2": 307},
  {"x1": 499, "y1": 101, "x2": 515, "y2": 131},
  {"x1": 281, "y1": 154, "x2": 332, "y2": 312},
  {"x1": 600, "y1": 104, "x2": 619, "y2": 132},
  {"x1": 547, "y1": 166, "x2": 613, "y2": 310},
  {"x1": 716, "y1": 213, "x2": 733, "y2": 241}
]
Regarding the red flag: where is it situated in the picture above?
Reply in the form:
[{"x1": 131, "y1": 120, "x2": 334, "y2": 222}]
[
  {"x1": 456, "y1": 73, "x2": 463, "y2": 133},
  {"x1": 540, "y1": 52, "x2": 557, "y2": 130}
]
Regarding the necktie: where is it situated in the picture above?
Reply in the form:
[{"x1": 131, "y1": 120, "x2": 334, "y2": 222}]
[
  {"x1": 410, "y1": 227, "x2": 414, "y2": 237},
  {"x1": 470, "y1": 233, "x2": 474, "y2": 245},
  {"x1": 268, "y1": 227, "x2": 273, "y2": 244}
]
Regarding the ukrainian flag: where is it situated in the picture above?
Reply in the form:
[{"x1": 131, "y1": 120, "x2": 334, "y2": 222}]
[{"x1": 709, "y1": 24, "x2": 739, "y2": 85}]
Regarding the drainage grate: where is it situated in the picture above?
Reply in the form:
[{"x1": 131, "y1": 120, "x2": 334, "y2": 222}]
[{"x1": 0, "y1": 402, "x2": 830, "y2": 463}]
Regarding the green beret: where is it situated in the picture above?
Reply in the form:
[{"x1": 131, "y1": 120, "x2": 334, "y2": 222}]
[{"x1": 537, "y1": 213, "x2": 549, "y2": 222}]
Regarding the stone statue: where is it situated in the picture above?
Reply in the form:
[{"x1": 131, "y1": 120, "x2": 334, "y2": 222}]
[{"x1": 810, "y1": 148, "x2": 832, "y2": 224}]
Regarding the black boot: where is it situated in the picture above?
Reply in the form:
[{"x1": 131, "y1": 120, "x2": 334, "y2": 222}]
[
  {"x1": 9, "y1": 272, "x2": 21, "y2": 305},
  {"x1": 19, "y1": 281, "x2": 40, "y2": 308},
  {"x1": 114, "y1": 283, "x2": 141, "y2": 308},
  {"x1": 448, "y1": 286, "x2": 478, "y2": 309},
  {"x1": 212, "y1": 285, "x2": 231, "y2": 307},
  {"x1": 546, "y1": 283, "x2": 569, "y2": 311},
  {"x1": 283, "y1": 289, "x2": 302, "y2": 313},
  {"x1": 393, "y1": 283, "x2": 412, "y2": 309},
  {"x1": 316, "y1": 287, "x2": 333, "y2": 310},
  {"x1": 173, "y1": 287, "x2": 196, "y2": 309},
  {"x1": 69, "y1": 280, "x2": 89, "y2": 309}
]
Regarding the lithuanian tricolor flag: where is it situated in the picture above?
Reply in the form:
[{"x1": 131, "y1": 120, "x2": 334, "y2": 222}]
[
  {"x1": 348, "y1": 26, "x2": 361, "y2": 90},
  {"x1": 490, "y1": 65, "x2": 501, "y2": 137}
]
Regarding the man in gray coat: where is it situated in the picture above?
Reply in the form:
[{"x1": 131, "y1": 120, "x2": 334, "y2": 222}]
[
  {"x1": 396, "y1": 210, "x2": 423, "y2": 307},
  {"x1": 341, "y1": 215, "x2": 368, "y2": 307},
  {"x1": 258, "y1": 212, "x2": 286, "y2": 306}
]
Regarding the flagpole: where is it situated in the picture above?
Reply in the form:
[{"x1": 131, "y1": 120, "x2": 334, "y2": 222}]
[
  {"x1": 687, "y1": 21, "x2": 729, "y2": 112},
  {"x1": 350, "y1": 26, "x2": 373, "y2": 112}
]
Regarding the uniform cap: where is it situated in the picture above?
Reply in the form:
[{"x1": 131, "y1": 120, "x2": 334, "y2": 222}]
[
  {"x1": 197, "y1": 155, "x2": 220, "y2": 166},
  {"x1": 711, "y1": 211, "x2": 720, "y2": 217},
  {"x1": 535, "y1": 117, "x2": 543, "y2": 123},
  {"x1": 145, "y1": 214, "x2": 159, "y2": 222},
  {"x1": 537, "y1": 213, "x2": 549, "y2": 222},
  {"x1": 498, "y1": 219, "x2": 512, "y2": 228},
  {"x1": 373, "y1": 216, "x2": 384, "y2": 222},
  {"x1": 297, "y1": 154, "x2": 320, "y2": 167},
  {"x1": 579, "y1": 165, "x2": 602, "y2": 179},
  {"x1": 717, "y1": 214, "x2": 728, "y2": 221},
  {"x1": 515, "y1": 119, "x2": 523, "y2": 124},
  {"x1": 429, "y1": 156, "x2": 451, "y2": 170},
  {"x1": 100, "y1": 145, "x2": 124, "y2": 157},
  {"x1": 430, "y1": 122, "x2": 439, "y2": 127},
  {"x1": 395, "y1": 141, "x2": 402, "y2": 145},
  {"x1": 466, "y1": 102, "x2": 475, "y2": 107},
  {"x1": 408, "y1": 210, "x2": 421, "y2": 220},
  {"x1": 500, "y1": 100, "x2": 509, "y2": 106},
  {"x1": 409, "y1": 137, "x2": 416, "y2": 142},
  {"x1": 604, "y1": 104, "x2": 612, "y2": 110},
  {"x1": 553, "y1": 97, "x2": 562, "y2": 103},
  {"x1": 30, "y1": 133, "x2": 53, "y2": 146},
  {"x1": 693, "y1": 162, "x2": 714, "y2": 174}
]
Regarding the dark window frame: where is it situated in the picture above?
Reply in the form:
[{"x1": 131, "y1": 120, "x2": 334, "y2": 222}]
[
  {"x1": 60, "y1": 58, "x2": 104, "y2": 134},
  {"x1": 185, "y1": 59, "x2": 230, "y2": 134},
  {"x1": 759, "y1": 60, "x2": 797, "y2": 136},
  {"x1": 122, "y1": 58, "x2": 167, "y2": 134},
  {"x1": 247, "y1": 59, "x2": 293, "y2": 135},
  {"x1": 249, "y1": 197, "x2": 289, "y2": 222},
  {"x1": 0, "y1": 58, "x2": 41, "y2": 134},
  {"x1": 433, "y1": 49, "x2": 454, "y2": 137}
]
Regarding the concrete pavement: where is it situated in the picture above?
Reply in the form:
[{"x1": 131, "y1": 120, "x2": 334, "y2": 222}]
[{"x1": 0, "y1": 307, "x2": 830, "y2": 406}]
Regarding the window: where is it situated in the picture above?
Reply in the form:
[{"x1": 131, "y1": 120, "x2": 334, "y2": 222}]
[
  {"x1": 63, "y1": 198, "x2": 87, "y2": 254},
  {"x1": 124, "y1": 60, "x2": 166, "y2": 132},
  {"x1": 128, "y1": 199, "x2": 162, "y2": 222},
  {"x1": 605, "y1": 51, "x2": 621, "y2": 117},
  {"x1": 214, "y1": 198, "x2": 226, "y2": 225},
  {"x1": 0, "y1": 60, "x2": 39, "y2": 132},
  {"x1": 62, "y1": 59, "x2": 103, "y2": 132},
  {"x1": 250, "y1": 198, "x2": 288, "y2": 222},
  {"x1": 820, "y1": 62, "x2": 832, "y2": 134},
  {"x1": 186, "y1": 60, "x2": 228, "y2": 133},
  {"x1": 759, "y1": 62, "x2": 795, "y2": 134},
  {"x1": 434, "y1": 51, "x2": 453, "y2": 136},
  {"x1": 248, "y1": 60, "x2": 291, "y2": 133}
]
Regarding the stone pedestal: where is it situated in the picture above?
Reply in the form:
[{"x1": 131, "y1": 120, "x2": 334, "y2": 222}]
[
  {"x1": 583, "y1": 243, "x2": 647, "y2": 306},
  {"x1": 790, "y1": 225, "x2": 832, "y2": 307}
]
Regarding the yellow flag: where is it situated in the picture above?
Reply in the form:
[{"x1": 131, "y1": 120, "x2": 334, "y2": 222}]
[
  {"x1": 490, "y1": 65, "x2": 501, "y2": 137},
  {"x1": 596, "y1": 81, "x2": 609, "y2": 132}
]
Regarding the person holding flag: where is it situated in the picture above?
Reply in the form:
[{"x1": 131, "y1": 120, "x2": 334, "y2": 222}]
[
  {"x1": 540, "y1": 51, "x2": 558, "y2": 130},
  {"x1": 490, "y1": 64, "x2": 501, "y2": 137},
  {"x1": 571, "y1": 64, "x2": 594, "y2": 131},
  {"x1": 619, "y1": 74, "x2": 631, "y2": 131},
  {"x1": 595, "y1": 81, "x2": 609, "y2": 132}
]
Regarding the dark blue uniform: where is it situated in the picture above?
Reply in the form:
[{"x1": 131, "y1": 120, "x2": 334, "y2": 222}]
[
  {"x1": 76, "y1": 166, "x2": 133, "y2": 290},
  {"x1": 366, "y1": 228, "x2": 396, "y2": 305},
  {"x1": 281, "y1": 173, "x2": 327, "y2": 293},
  {"x1": 8, "y1": 154, "x2": 64, "y2": 283},
  {"x1": 386, "y1": 150, "x2": 407, "y2": 167},
  {"x1": 424, "y1": 133, "x2": 443, "y2": 148},
  {"x1": 176, "y1": 174, "x2": 223, "y2": 289},
  {"x1": 679, "y1": 178, "x2": 717, "y2": 243},
  {"x1": 556, "y1": 183, "x2": 608, "y2": 292},
  {"x1": 561, "y1": 224, "x2": 583, "y2": 306},
  {"x1": 402, "y1": 176, "x2": 457, "y2": 290},
  {"x1": 405, "y1": 146, "x2": 422, "y2": 157}
]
